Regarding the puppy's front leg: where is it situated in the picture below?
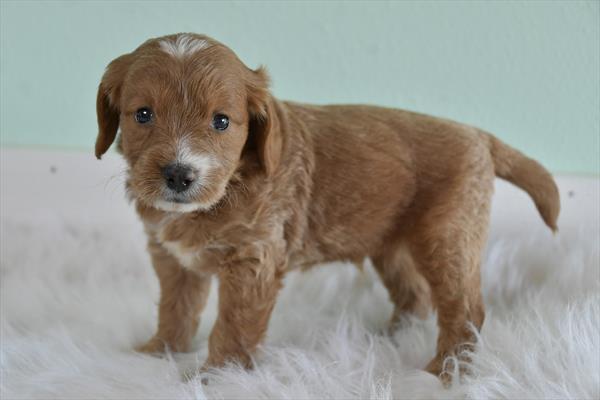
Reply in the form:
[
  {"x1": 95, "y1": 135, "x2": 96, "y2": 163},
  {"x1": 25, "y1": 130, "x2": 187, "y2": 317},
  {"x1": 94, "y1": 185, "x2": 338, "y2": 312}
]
[
  {"x1": 137, "y1": 241, "x2": 211, "y2": 354},
  {"x1": 204, "y1": 259, "x2": 283, "y2": 368}
]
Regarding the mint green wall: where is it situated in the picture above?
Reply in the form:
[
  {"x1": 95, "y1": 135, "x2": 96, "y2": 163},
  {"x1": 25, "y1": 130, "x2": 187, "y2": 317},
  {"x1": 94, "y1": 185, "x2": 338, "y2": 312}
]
[{"x1": 1, "y1": 1, "x2": 598, "y2": 174}]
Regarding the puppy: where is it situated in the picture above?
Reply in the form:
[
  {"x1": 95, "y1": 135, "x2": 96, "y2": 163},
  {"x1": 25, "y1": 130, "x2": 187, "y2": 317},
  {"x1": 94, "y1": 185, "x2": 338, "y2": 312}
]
[{"x1": 95, "y1": 33, "x2": 559, "y2": 379}]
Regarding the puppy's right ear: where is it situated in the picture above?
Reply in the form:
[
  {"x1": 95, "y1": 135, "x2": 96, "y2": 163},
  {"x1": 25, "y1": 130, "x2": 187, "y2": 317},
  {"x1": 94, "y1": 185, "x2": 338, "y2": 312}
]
[{"x1": 95, "y1": 54, "x2": 132, "y2": 159}]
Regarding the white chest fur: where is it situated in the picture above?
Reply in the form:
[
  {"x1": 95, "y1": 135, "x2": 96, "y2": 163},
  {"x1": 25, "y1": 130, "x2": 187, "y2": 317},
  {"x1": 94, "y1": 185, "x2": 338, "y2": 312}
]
[
  {"x1": 161, "y1": 240, "x2": 201, "y2": 269},
  {"x1": 145, "y1": 217, "x2": 210, "y2": 271}
]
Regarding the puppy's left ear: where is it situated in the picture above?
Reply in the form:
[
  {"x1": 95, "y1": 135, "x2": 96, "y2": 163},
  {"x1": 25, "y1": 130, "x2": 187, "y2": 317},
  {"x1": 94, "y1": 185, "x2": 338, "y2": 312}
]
[
  {"x1": 95, "y1": 54, "x2": 132, "y2": 159},
  {"x1": 246, "y1": 67, "x2": 282, "y2": 176}
]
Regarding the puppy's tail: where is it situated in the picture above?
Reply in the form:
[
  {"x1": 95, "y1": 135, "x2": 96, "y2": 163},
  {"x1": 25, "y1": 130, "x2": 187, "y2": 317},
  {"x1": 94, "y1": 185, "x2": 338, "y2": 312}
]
[{"x1": 482, "y1": 131, "x2": 560, "y2": 232}]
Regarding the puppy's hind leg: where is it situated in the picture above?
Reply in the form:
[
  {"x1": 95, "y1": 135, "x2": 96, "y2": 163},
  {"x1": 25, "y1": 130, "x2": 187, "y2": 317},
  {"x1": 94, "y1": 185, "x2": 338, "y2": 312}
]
[
  {"x1": 136, "y1": 241, "x2": 211, "y2": 354},
  {"x1": 372, "y1": 241, "x2": 431, "y2": 331},
  {"x1": 411, "y1": 229, "x2": 487, "y2": 383},
  {"x1": 409, "y1": 174, "x2": 492, "y2": 382}
]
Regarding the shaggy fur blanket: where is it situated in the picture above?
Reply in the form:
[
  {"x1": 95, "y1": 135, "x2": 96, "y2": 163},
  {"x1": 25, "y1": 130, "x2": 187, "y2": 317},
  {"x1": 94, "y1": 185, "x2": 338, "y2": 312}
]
[{"x1": 1, "y1": 150, "x2": 598, "y2": 399}]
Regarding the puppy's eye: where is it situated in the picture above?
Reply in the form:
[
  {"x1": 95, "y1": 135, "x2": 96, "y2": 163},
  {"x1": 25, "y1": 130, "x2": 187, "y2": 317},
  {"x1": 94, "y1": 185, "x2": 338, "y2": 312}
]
[
  {"x1": 212, "y1": 114, "x2": 229, "y2": 131},
  {"x1": 135, "y1": 107, "x2": 153, "y2": 124}
]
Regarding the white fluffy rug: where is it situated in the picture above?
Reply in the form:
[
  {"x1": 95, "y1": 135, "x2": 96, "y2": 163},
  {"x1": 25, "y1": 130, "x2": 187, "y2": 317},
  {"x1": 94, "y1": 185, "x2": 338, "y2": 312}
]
[{"x1": 1, "y1": 150, "x2": 599, "y2": 399}]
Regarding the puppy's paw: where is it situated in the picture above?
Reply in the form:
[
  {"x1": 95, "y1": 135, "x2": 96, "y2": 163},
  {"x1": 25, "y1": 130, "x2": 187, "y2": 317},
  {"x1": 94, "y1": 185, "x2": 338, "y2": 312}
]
[
  {"x1": 195, "y1": 359, "x2": 221, "y2": 385},
  {"x1": 425, "y1": 352, "x2": 472, "y2": 387},
  {"x1": 425, "y1": 354, "x2": 455, "y2": 387},
  {"x1": 135, "y1": 337, "x2": 168, "y2": 355}
]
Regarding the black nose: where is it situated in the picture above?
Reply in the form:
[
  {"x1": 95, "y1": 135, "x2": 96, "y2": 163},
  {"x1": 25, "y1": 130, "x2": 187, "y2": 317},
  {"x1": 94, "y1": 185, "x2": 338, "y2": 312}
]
[{"x1": 161, "y1": 163, "x2": 196, "y2": 193}]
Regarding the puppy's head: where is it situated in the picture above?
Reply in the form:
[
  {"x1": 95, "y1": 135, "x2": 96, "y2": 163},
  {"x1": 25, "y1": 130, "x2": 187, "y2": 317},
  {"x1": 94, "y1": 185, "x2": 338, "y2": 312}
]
[{"x1": 95, "y1": 33, "x2": 281, "y2": 212}]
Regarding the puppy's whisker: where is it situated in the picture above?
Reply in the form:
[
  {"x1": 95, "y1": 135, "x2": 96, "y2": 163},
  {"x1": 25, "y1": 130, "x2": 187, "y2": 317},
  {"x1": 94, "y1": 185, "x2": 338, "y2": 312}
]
[{"x1": 100, "y1": 168, "x2": 129, "y2": 198}]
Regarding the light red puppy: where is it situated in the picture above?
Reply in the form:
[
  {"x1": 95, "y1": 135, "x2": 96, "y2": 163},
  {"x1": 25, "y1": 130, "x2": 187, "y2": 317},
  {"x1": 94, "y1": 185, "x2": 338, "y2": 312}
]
[{"x1": 95, "y1": 33, "x2": 559, "y2": 380}]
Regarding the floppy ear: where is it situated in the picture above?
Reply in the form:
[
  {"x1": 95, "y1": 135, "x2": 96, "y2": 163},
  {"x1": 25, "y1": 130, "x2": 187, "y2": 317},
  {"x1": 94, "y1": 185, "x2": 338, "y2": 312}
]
[
  {"x1": 246, "y1": 67, "x2": 282, "y2": 176},
  {"x1": 95, "y1": 54, "x2": 132, "y2": 159}
]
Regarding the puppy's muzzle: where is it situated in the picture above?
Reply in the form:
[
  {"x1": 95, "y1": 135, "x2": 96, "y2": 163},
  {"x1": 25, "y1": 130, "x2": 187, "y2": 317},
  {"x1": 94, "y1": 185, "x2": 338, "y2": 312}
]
[{"x1": 162, "y1": 163, "x2": 197, "y2": 194}]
